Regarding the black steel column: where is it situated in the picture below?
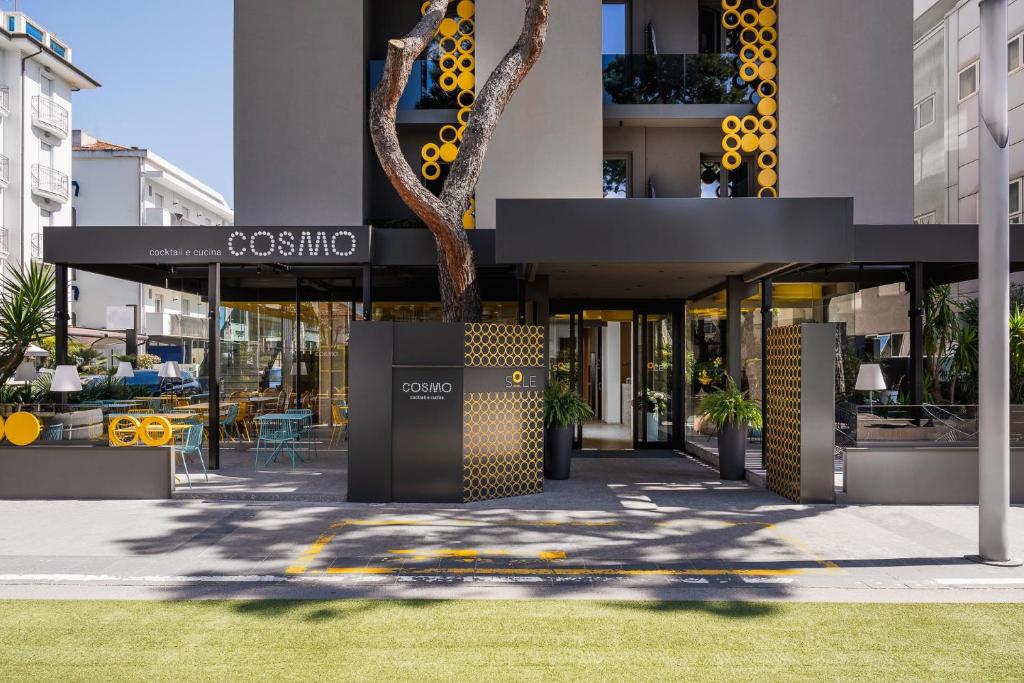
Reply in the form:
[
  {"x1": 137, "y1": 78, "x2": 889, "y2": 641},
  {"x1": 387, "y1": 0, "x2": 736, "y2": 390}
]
[
  {"x1": 362, "y1": 264, "x2": 373, "y2": 321},
  {"x1": 725, "y1": 276, "x2": 744, "y2": 384},
  {"x1": 295, "y1": 280, "x2": 302, "y2": 409},
  {"x1": 207, "y1": 263, "x2": 221, "y2": 470},
  {"x1": 517, "y1": 278, "x2": 527, "y2": 324},
  {"x1": 760, "y1": 278, "x2": 774, "y2": 467},
  {"x1": 54, "y1": 264, "x2": 69, "y2": 365},
  {"x1": 908, "y1": 262, "x2": 925, "y2": 408},
  {"x1": 672, "y1": 306, "x2": 684, "y2": 450}
]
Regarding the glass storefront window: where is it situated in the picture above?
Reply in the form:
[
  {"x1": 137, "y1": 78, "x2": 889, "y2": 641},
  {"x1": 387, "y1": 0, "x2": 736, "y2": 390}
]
[{"x1": 685, "y1": 293, "x2": 726, "y2": 442}]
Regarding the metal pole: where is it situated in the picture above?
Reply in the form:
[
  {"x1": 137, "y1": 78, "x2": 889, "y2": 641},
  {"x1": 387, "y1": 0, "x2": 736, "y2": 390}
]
[
  {"x1": 54, "y1": 264, "x2": 69, "y2": 365},
  {"x1": 909, "y1": 263, "x2": 925, "y2": 409},
  {"x1": 977, "y1": 0, "x2": 1019, "y2": 565},
  {"x1": 761, "y1": 278, "x2": 773, "y2": 469},
  {"x1": 207, "y1": 263, "x2": 221, "y2": 470},
  {"x1": 295, "y1": 280, "x2": 301, "y2": 409},
  {"x1": 361, "y1": 264, "x2": 373, "y2": 321}
]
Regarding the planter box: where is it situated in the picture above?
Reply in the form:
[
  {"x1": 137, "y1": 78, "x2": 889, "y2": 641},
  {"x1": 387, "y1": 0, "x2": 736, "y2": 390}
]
[{"x1": 0, "y1": 443, "x2": 174, "y2": 500}]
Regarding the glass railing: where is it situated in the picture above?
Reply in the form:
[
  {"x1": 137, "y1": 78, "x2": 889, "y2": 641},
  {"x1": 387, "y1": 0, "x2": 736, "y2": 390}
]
[
  {"x1": 603, "y1": 53, "x2": 753, "y2": 106},
  {"x1": 368, "y1": 59, "x2": 458, "y2": 110},
  {"x1": 834, "y1": 404, "x2": 998, "y2": 446}
]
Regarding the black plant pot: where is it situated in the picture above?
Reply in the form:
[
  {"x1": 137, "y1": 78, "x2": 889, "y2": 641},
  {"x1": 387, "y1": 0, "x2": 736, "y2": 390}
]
[
  {"x1": 718, "y1": 422, "x2": 748, "y2": 481},
  {"x1": 545, "y1": 425, "x2": 574, "y2": 480}
]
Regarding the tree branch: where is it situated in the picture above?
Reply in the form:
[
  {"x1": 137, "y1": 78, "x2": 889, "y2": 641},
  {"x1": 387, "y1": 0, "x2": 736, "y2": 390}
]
[
  {"x1": 369, "y1": 0, "x2": 453, "y2": 232},
  {"x1": 440, "y1": 0, "x2": 549, "y2": 211}
]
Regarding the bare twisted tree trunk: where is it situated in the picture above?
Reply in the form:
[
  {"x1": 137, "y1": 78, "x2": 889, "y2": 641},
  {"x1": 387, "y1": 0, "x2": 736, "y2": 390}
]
[{"x1": 369, "y1": 0, "x2": 549, "y2": 322}]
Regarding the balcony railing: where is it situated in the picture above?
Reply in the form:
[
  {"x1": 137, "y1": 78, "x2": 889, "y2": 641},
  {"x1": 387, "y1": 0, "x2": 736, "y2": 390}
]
[
  {"x1": 0, "y1": 154, "x2": 9, "y2": 187},
  {"x1": 603, "y1": 54, "x2": 754, "y2": 106},
  {"x1": 0, "y1": 227, "x2": 8, "y2": 254},
  {"x1": 31, "y1": 164, "x2": 69, "y2": 203},
  {"x1": 0, "y1": 87, "x2": 9, "y2": 118},
  {"x1": 30, "y1": 232, "x2": 42, "y2": 261},
  {"x1": 147, "y1": 312, "x2": 207, "y2": 339},
  {"x1": 31, "y1": 95, "x2": 69, "y2": 138},
  {"x1": 368, "y1": 59, "x2": 460, "y2": 110}
]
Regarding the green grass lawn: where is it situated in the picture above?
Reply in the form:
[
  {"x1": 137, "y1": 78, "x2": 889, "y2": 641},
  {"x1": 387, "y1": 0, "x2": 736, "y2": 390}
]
[{"x1": 0, "y1": 600, "x2": 1022, "y2": 682}]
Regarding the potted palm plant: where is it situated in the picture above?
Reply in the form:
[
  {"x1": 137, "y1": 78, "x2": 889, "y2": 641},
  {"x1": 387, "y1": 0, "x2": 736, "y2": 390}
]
[
  {"x1": 543, "y1": 382, "x2": 593, "y2": 480},
  {"x1": 698, "y1": 375, "x2": 762, "y2": 481}
]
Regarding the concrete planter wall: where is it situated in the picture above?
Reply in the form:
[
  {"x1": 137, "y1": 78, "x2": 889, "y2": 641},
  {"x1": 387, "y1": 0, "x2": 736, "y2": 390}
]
[
  {"x1": 0, "y1": 443, "x2": 174, "y2": 500},
  {"x1": 842, "y1": 445, "x2": 1024, "y2": 505}
]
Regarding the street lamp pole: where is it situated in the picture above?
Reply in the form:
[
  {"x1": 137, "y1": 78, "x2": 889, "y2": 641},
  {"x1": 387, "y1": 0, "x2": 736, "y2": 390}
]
[{"x1": 977, "y1": 0, "x2": 1019, "y2": 565}]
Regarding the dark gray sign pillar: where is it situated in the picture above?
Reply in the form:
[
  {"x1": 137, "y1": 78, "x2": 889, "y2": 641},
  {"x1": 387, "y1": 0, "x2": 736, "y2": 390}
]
[
  {"x1": 54, "y1": 265, "x2": 69, "y2": 365},
  {"x1": 207, "y1": 263, "x2": 221, "y2": 470}
]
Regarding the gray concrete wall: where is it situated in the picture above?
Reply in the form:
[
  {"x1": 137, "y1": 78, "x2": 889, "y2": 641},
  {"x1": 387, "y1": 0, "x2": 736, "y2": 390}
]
[
  {"x1": 474, "y1": 0, "x2": 604, "y2": 230},
  {"x1": 779, "y1": 0, "x2": 914, "y2": 224},
  {"x1": 0, "y1": 445, "x2": 173, "y2": 499},
  {"x1": 603, "y1": 126, "x2": 723, "y2": 198},
  {"x1": 844, "y1": 446, "x2": 1024, "y2": 504},
  {"x1": 234, "y1": 0, "x2": 367, "y2": 226}
]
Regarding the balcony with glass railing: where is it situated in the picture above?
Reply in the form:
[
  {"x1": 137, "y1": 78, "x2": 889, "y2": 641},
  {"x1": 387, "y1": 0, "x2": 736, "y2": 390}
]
[
  {"x1": 31, "y1": 95, "x2": 70, "y2": 139},
  {"x1": 31, "y1": 164, "x2": 69, "y2": 203},
  {"x1": 602, "y1": 54, "x2": 754, "y2": 106},
  {"x1": 368, "y1": 59, "x2": 460, "y2": 111}
]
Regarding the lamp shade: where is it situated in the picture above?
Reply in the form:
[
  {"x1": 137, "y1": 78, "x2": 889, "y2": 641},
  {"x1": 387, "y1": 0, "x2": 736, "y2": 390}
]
[
  {"x1": 854, "y1": 364, "x2": 887, "y2": 392},
  {"x1": 24, "y1": 344, "x2": 49, "y2": 358},
  {"x1": 159, "y1": 361, "x2": 181, "y2": 379},
  {"x1": 13, "y1": 360, "x2": 37, "y2": 382},
  {"x1": 51, "y1": 365, "x2": 83, "y2": 392},
  {"x1": 115, "y1": 362, "x2": 135, "y2": 379}
]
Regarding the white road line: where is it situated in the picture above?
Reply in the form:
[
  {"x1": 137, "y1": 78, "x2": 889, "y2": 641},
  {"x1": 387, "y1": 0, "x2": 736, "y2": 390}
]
[
  {"x1": 934, "y1": 578, "x2": 1024, "y2": 586},
  {"x1": 741, "y1": 577, "x2": 796, "y2": 584}
]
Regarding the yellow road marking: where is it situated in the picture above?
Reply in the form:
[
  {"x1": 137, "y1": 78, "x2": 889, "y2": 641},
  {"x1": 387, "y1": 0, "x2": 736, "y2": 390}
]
[{"x1": 285, "y1": 532, "x2": 336, "y2": 575}]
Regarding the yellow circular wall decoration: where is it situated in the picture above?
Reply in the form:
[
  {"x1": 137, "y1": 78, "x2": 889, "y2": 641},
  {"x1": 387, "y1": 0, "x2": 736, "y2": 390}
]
[
  {"x1": 421, "y1": 143, "x2": 440, "y2": 162},
  {"x1": 457, "y1": 71, "x2": 475, "y2": 91},
  {"x1": 722, "y1": 150, "x2": 742, "y2": 171},
  {"x1": 739, "y1": 62, "x2": 759, "y2": 82},
  {"x1": 109, "y1": 415, "x2": 140, "y2": 447},
  {"x1": 421, "y1": 1, "x2": 431, "y2": 16},
  {"x1": 757, "y1": 97, "x2": 777, "y2": 117},
  {"x1": 5, "y1": 412, "x2": 40, "y2": 447},
  {"x1": 758, "y1": 44, "x2": 778, "y2": 63},
  {"x1": 0, "y1": 415, "x2": 5, "y2": 442},
  {"x1": 759, "y1": 150, "x2": 778, "y2": 169},
  {"x1": 759, "y1": 133, "x2": 778, "y2": 152},
  {"x1": 741, "y1": 115, "x2": 759, "y2": 133},
  {"x1": 439, "y1": 72, "x2": 458, "y2": 92},
  {"x1": 758, "y1": 0, "x2": 778, "y2": 9},
  {"x1": 740, "y1": 27, "x2": 759, "y2": 45},
  {"x1": 439, "y1": 17, "x2": 459, "y2": 37},
  {"x1": 722, "y1": 9, "x2": 741, "y2": 29},
  {"x1": 458, "y1": 18, "x2": 475, "y2": 35},
  {"x1": 758, "y1": 8, "x2": 778, "y2": 27},
  {"x1": 139, "y1": 416, "x2": 174, "y2": 448},
  {"x1": 722, "y1": 115, "x2": 741, "y2": 133},
  {"x1": 758, "y1": 168, "x2": 778, "y2": 188},
  {"x1": 440, "y1": 36, "x2": 458, "y2": 54},
  {"x1": 457, "y1": 89, "x2": 475, "y2": 108},
  {"x1": 758, "y1": 61, "x2": 778, "y2": 81},
  {"x1": 458, "y1": 53, "x2": 475, "y2": 72},
  {"x1": 758, "y1": 186, "x2": 779, "y2": 198},
  {"x1": 456, "y1": 125, "x2": 466, "y2": 141},
  {"x1": 759, "y1": 115, "x2": 778, "y2": 134},
  {"x1": 741, "y1": 133, "x2": 760, "y2": 153},
  {"x1": 457, "y1": 0, "x2": 475, "y2": 19},
  {"x1": 440, "y1": 125, "x2": 459, "y2": 143},
  {"x1": 722, "y1": 133, "x2": 741, "y2": 151},
  {"x1": 440, "y1": 53, "x2": 458, "y2": 72},
  {"x1": 459, "y1": 35, "x2": 476, "y2": 54},
  {"x1": 457, "y1": 107, "x2": 472, "y2": 125},
  {"x1": 422, "y1": 161, "x2": 441, "y2": 181},
  {"x1": 759, "y1": 26, "x2": 778, "y2": 44},
  {"x1": 758, "y1": 80, "x2": 777, "y2": 98},
  {"x1": 723, "y1": 0, "x2": 741, "y2": 9},
  {"x1": 440, "y1": 142, "x2": 459, "y2": 163},
  {"x1": 740, "y1": 9, "x2": 758, "y2": 27},
  {"x1": 462, "y1": 211, "x2": 476, "y2": 230},
  {"x1": 739, "y1": 45, "x2": 759, "y2": 62}
]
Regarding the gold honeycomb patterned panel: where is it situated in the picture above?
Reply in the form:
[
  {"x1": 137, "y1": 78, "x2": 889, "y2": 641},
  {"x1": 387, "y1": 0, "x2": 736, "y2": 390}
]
[
  {"x1": 765, "y1": 325, "x2": 801, "y2": 502},
  {"x1": 463, "y1": 391, "x2": 544, "y2": 502},
  {"x1": 464, "y1": 323, "x2": 544, "y2": 368}
]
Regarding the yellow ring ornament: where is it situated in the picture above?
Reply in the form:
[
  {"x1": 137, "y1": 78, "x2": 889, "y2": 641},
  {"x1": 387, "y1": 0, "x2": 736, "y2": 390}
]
[
  {"x1": 422, "y1": 161, "x2": 441, "y2": 181},
  {"x1": 0, "y1": 415, "x2": 5, "y2": 442},
  {"x1": 456, "y1": 125, "x2": 466, "y2": 141},
  {"x1": 758, "y1": 186, "x2": 779, "y2": 198},
  {"x1": 439, "y1": 36, "x2": 458, "y2": 54},
  {"x1": 458, "y1": 53, "x2": 475, "y2": 72},
  {"x1": 457, "y1": 106, "x2": 472, "y2": 125},
  {"x1": 758, "y1": 61, "x2": 778, "y2": 81},
  {"x1": 722, "y1": 150, "x2": 742, "y2": 171},
  {"x1": 757, "y1": 97, "x2": 777, "y2": 117},
  {"x1": 440, "y1": 53, "x2": 458, "y2": 72},
  {"x1": 421, "y1": 1, "x2": 431, "y2": 16},
  {"x1": 457, "y1": 0, "x2": 475, "y2": 19},
  {"x1": 139, "y1": 416, "x2": 174, "y2": 448},
  {"x1": 458, "y1": 18, "x2": 475, "y2": 35},
  {"x1": 5, "y1": 412, "x2": 41, "y2": 446},
  {"x1": 462, "y1": 212, "x2": 476, "y2": 230},
  {"x1": 759, "y1": 26, "x2": 778, "y2": 44},
  {"x1": 741, "y1": 115, "x2": 760, "y2": 133},
  {"x1": 758, "y1": 44, "x2": 778, "y2": 63},
  {"x1": 759, "y1": 133, "x2": 778, "y2": 152},
  {"x1": 740, "y1": 28, "x2": 760, "y2": 45},
  {"x1": 439, "y1": 72, "x2": 458, "y2": 92},
  {"x1": 722, "y1": 133, "x2": 742, "y2": 152},
  {"x1": 421, "y1": 143, "x2": 441, "y2": 162},
  {"x1": 722, "y1": 115, "x2": 742, "y2": 134},
  {"x1": 109, "y1": 415, "x2": 140, "y2": 447},
  {"x1": 758, "y1": 150, "x2": 778, "y2": 169},
  {"x1": 758, "y1": 8, "x2": 778, "y2": 27},
  {"x1": 723, "y1": 0, "x2": 741, "y2": 9},
  {"x1": 439, "y1": 17, "x2": 459, "y2": 37},
  {"x1": 758, "y1": 0, "x2": 777, "y2": 9},
  {"x1": 439, "y1": 142, "x2": 459, "y2": 163},
  {"x1": 739, "y1": 62, "x2": 759, "y2": 82},
  {"x1": 758, "y1": 168, "x2": 778, "y2": 188},
  {"x1": 457, "y1": 71, "x2": 475, "y2": 91},
  {"x1": 457, "y1": 89, "x2": 475, "y2": 108},
  {"x1": 758, "y1": 115, "x2": 778, "y2": 134},
  {"x1": 440, "y1": 125, "x2": 459, "y2": 143},
  {"x1": 722, "y1": 9, "x2": 741, "y2": 29},
  {"x1": 458, "y1": 35, "x2": 476, "y2": 54},
  {"x1": 758, "y1": 80, "x2": 777, "y2": 98},
  {"x1": 739, "y1": 45, "x2": 759, "y2": 62},
  {"x1": 740, "y1": 133, "x2": 760, "y2": 153},
  {"x1": 740, "y1": 9, "x2": 758, "y2": 27}
]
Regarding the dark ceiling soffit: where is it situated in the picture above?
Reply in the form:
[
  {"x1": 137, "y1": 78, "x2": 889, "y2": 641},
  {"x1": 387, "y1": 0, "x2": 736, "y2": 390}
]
[
  {"x1": 373, "y1": 228, "x2": 495, "y2": 266},
  {"x1": 853, "y1": 224, "x2": 1024, "y2": 263},
  {"x1": 495, "y1": 198, "x2": 855, "y2": 265}
]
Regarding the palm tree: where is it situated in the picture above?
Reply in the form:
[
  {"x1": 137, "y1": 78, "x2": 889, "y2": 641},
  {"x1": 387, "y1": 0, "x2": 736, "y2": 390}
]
[
  {"x1": 1010, "y1": 305, "x2": 1024, "y2": 404},
  {"x1": 949, "y1": 324, "x2": 978, "y2": 404},
  {"x1": 0, "y1": 262, "x2": 56, "y2": 386},
  {"x1": 923, "y1": 285, "x2": 960, "y2": 403}
]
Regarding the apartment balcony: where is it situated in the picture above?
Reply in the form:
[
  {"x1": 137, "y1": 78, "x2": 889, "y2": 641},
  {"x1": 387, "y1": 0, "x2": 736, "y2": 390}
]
[
  {"x1": 146, "y1": 312, "x2": 207, "y2": 339},
  {"x1": 0, "y1": 87, "x2": 9, "y2": 118},
  {"x1": 603, "y1": 54, "x2": 755, "y2": 123},
  {"x1": 0, "y1": 154, "x2": 9, "y2": 187},
  {"x1": 368, "y1": 59, "x2": 463, "y2": 124},
  {"x1": 31, "y1": 95, "x2": 70, "y2": 139},
  {"x1": 0, "y1": 227, "x2": 8, "y2": 254},
  {"x1": 31, "y1": 164, "x2": 69, "y2": 203}
]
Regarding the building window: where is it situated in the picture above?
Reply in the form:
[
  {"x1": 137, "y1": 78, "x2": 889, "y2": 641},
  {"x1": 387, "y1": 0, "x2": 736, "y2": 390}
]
[
  {"x1": 700, "y1": 161, "x2": 721, "y2": 198},
  {"x1": 603, "y1": 156, "x2": 630, "y2": 198},
  {"x1": 155, "y1": 193, "x2": 164, "y2": 209},
  {"x1": 602, "y1": 1, "x2": 629, "y2": 55},
  {"x1": 25, "y1": 22, "x2": 44, "y2": 42},
  {"x1": 182, "y1": 299, "x2": 191, "y2": 317},
  {"x1": 914, "y1": 94, "x2": 935, "y2": 131},
  {"x1": 914, "y1": 211, "x2": 936, "y2": 225},
  {"x1": 1011, "y1": 32, "x2": 1024, "y2": 73},
  {"x1": 1011, "y1": 178, "x2": 1022, "y2": 223},
  {"x1": 958, "y1": 62, "x2": 978, "y2": 101}
]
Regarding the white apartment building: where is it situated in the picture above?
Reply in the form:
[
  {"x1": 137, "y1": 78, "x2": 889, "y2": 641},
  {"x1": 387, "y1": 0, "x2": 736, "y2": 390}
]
[
  {"x1": 71, "y1": 130, "x2": 234, "y2": 359},
  {"x1": 0, "y1": 12, "x2": 99, "y2": 273}
]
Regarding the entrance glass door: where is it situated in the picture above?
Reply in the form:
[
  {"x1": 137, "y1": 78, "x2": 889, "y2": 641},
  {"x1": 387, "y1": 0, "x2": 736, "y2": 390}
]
[{"x1": 634, "y1": 312, "x2": 674, "y2": 447}]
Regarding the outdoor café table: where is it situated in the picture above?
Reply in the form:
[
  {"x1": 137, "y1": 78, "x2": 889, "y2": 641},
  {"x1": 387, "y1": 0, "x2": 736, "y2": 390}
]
[{"x1": 253, "y1": 413, "x2": 307, "y2": 465}]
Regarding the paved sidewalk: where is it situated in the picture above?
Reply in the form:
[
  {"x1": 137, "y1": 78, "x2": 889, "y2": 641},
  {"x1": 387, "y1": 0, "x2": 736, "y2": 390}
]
[{"x1": 0, "y1": 456, "x2": 1021, "y2": 601}]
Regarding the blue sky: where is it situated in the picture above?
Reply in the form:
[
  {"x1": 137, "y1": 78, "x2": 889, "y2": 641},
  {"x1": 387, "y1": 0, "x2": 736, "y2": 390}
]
[{"x1": 12, "y1": 0, "x2": 234, "y2": 205}]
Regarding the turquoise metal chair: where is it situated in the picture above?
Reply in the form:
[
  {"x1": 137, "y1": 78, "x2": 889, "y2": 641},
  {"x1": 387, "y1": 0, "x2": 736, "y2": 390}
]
[
  {"x1": 285, "y1": 408, "x2": 317, "y2": 459},
  {"x1": 219, "y1": 403, "x2": 240, "y2": 441},
  {"x1": 177, "y1": 424, "x2": 208, "y2": 488},
  {"x1": 255, "y1": 417, "x2": 302, "y2": 469},
  {"x1": 41, "y1": 423, "x2": 64, "y2": 441}
]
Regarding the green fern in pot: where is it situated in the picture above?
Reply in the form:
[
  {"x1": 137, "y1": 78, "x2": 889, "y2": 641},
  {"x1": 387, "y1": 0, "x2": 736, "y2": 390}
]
[
  {"x1": 698, "y1": 375, "x2": 762, "y2": 481},
  {"x1": 543, "y1": 383, "x2": 593, "y2": 480}
]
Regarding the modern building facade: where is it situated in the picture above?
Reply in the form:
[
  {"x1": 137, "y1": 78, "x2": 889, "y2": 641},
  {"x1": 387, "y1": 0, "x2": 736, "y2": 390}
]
[
  {"x1": 70, "y1": 130, "x2": 234, "y2": 362},
  {"x1": 0, "y1": 12, "x2": 98, "y2": 274}
]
